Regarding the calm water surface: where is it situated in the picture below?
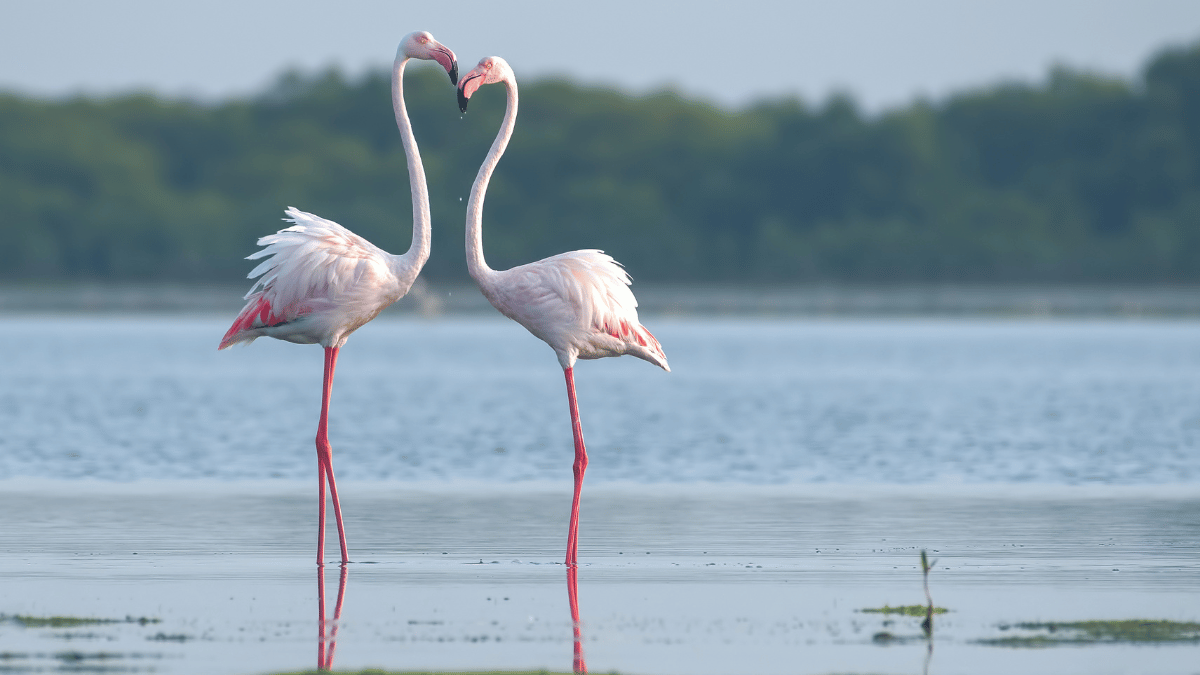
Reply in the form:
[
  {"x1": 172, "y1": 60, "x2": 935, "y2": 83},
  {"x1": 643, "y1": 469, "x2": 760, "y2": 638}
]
[
  {"x1": 1, "y1": 315, "x2": 1199, "y2": 675},
  {"x1": 3, "y1": 315, "x2": 1200, "y2": 484},
  {"x1": 1, "y1": 482, "x2": 1197, "y2": 675}
]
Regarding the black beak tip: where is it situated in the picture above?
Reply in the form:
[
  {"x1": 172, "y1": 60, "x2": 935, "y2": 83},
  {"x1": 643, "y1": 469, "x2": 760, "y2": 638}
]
[
  {"x1": 448, "y1": 63, "x2": 459, "y2": 86},
  {"x1": 457, "y1": 89, "x2": 469, "y2": 113}
]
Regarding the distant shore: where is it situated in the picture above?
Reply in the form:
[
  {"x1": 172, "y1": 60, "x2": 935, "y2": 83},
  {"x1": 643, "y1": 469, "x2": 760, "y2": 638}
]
[{"x1": 4, "y1": 281, "x2": 1200, "y2": 318}]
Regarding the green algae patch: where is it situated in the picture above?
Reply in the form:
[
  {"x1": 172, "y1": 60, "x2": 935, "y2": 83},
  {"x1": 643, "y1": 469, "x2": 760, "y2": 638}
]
[
  {"x1": 978, "y1": 619, "x2": 1200, "y2": 647},
  {"x1": 860, "y1": 604, "x2": 949, "y2": 617},
  {"x1": 1, "y1": 614, "x2": 160, "y2": 629}
]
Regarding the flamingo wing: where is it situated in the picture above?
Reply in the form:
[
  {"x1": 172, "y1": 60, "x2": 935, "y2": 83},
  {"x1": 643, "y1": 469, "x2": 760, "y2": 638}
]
[
  {"x1": 219, "y1": 207, "x2": 401, "y2": 349},
  {"x1": 489, "y1": 250, "x2": 668, "y2": 371}
]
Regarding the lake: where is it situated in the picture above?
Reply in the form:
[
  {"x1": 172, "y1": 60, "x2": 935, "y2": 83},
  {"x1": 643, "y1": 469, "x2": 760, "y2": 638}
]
[
  {"x1": 6, "y1": 314, "x2": 1200, "y2": 484},
  {"x1": 0, "y1": 314, "x2": 1198, "y2": 674}
]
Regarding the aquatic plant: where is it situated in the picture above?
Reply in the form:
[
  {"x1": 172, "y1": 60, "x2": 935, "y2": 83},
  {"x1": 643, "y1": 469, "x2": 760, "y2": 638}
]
[
  {"x1": 0, "y1": 614, "x2": 159, "y2": 628},
  {"x1": 860, "y1": 604, "x2": 948, "y2": 617},
  {"x1": 920, "y1": 549, "x2": 937, "y2": 637},
  {"x1": 978, "y1": 619, "x2": 1200, "y2": 647},
  {"x1": 860, "y1": 549, "x2": 945, "y2": 625}
]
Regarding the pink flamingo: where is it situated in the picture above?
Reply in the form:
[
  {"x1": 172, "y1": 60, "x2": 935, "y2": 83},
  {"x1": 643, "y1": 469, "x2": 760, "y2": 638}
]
[
  {"x1": 218, "y1": 32, "x2": 458, "y2": 565},
  {"x1": 456, "y1": 56, "x2": 670, "y2": 568}
]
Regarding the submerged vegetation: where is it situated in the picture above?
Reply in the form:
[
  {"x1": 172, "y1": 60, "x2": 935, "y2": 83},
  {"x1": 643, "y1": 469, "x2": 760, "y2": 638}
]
[
  {"x1": 0, "y1": 613, "x2": 159, "y2": 628},
  {"x1": 864, "y1": 550, "x2": 947, "y2": 652},
  {"x1": 863, "y1": 550, "x2": 946, "y2": 630},
  {"x1": 977, "y1": 619, "x2": 1200, "y2": 647},
  {"x1": 4, "y1": 38, "x2": 1200, "y2": 284},
  {"x1": 859, "y1": 604, "x2": 949, "y2": 617}
]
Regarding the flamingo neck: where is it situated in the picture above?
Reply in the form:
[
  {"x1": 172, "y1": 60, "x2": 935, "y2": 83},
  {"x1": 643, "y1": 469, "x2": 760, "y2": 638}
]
[
  {"x1": 391, "y1": 56, "x2": 431, "y2": 282},
  {"x1": 465, "y1": 75, "x2": 518, "y2": 282}
]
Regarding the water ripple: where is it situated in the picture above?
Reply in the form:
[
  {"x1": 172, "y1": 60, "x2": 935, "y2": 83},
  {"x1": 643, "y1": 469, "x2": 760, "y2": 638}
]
[{"x1": 2, "y1": 316, "x2": 1199, "y2": 485}]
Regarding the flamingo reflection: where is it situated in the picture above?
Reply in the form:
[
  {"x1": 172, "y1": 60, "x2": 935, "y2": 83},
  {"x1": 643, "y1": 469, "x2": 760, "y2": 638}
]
[
  {"x1": 567, "y1": 566, "x2": 587, "y2": 673},
  {"x1": 317, "y1": 563, "x2": 349, "y2": 670}
]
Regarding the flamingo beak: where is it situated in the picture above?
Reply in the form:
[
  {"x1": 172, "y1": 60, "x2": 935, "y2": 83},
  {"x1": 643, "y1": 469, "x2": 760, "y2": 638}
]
[
  {"x1": 457, "y1": 71, "x2": 483, "y2": 113},
  {"x1": 430, "y1": 46, "x2": 459, "y2": 86}
]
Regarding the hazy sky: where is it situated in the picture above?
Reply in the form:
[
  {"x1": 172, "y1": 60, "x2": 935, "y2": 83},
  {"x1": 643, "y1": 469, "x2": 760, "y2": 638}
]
[{"x1": 4, "y1": 0, "x2": 1200, "y2": 112}]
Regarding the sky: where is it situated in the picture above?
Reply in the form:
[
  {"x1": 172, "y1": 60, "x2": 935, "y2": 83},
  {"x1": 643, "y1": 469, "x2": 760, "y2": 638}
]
[{"x1": 3, "y1": 0, "x2": 1200, "y2": 113}]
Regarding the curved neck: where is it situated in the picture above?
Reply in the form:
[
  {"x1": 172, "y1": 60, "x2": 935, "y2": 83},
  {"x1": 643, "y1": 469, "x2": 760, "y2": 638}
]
[
  {"x1": 392, "y1": 57, "x2": 431, "y2": 275},
  {"x1": 465, "y1": 76, "x2": 518, "y2": 281}
]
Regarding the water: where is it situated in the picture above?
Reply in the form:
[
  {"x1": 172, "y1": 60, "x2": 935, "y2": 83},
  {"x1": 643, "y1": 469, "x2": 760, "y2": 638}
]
[
  {"x1": 4, "y1": 315, "x2": 1200, "y2": 484},
  {"x1": 1, "y1": 482, "x2": 1197, "y2": 675},
  {"x1": 1, "y1": 315, "x2": 1199, "y2": 675}
]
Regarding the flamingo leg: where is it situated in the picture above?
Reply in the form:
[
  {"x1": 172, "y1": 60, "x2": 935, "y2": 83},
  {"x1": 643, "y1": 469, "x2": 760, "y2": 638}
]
[
  {"x1": 563, "y1": 366, "x2": 588, "y2": 567},
  {"x1": 317, "y1": 455, "x2": 327, "y2": 566},
  {"x1": 317, "y1": 347, "x2": 350, "y2": 565}
]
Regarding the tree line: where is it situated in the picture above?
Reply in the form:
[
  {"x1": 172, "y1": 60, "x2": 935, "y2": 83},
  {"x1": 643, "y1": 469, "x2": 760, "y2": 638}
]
[{"x1": 2, "y1": 39, "x2": 1200, "y2": 284}]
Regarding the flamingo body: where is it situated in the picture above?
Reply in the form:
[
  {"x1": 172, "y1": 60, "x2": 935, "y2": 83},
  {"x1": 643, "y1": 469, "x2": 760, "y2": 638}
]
[
  {"x1": 476, "y1": 250, "x2": 667, "y2": 371},
  {"x1": 219, "y1": 207, "x2": 412, "y2": 350}
]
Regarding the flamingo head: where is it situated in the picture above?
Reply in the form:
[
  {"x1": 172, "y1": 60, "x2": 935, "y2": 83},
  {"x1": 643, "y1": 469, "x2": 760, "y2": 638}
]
[
  {"x1": 457, "y1": 56, "x2": 514, "y2": 113},
  {"x1": 399, "y1": 31, "x2": 459, "y2": 85}
]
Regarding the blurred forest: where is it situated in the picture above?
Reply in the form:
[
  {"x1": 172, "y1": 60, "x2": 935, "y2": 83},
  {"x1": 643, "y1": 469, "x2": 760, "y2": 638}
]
[{"x1": 3, "y1": 39, "x2": 1200, "y2": 284}]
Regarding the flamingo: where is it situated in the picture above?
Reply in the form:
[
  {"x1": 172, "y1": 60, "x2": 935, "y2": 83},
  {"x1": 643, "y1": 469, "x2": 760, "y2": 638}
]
[
  {"x1": 218, "y1": 31, "x2": 458, "y2": 565},
  {"x1": 456, "y1": 56, "x2": 669, "y2": 568}
]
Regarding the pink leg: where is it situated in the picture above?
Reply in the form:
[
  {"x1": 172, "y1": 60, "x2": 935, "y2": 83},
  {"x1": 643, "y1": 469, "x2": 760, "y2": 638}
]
[
  {"x1": 563, "y1": 367, "x2": 588, "y2": 567},
  {"x1": 567, "y1": 566, "x2": 588, "y2": 673},
  {"x1": 317, "y1": 459, "x2": 327, "y2": 566},
  {"x1": 317, "y1": 347, "x2": 350, "y2": 564},
  {"x1": 323, "y1": 456, "x2": 349, "y2": 563}
]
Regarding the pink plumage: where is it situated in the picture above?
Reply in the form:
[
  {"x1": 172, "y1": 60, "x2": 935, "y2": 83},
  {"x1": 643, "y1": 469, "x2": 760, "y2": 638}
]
[
  {"x1": 479, "y1": 249, "x2": 668, "y2": 371},
  {"x1": 219, "y1": 32, "x2": 458, "y2": 566},
  {"x1": 219, "y1": 207, "x2": 408, "y2": 350},
  {"x1": 458, "y1": 56, "x2": 668, "y2": 569}
]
